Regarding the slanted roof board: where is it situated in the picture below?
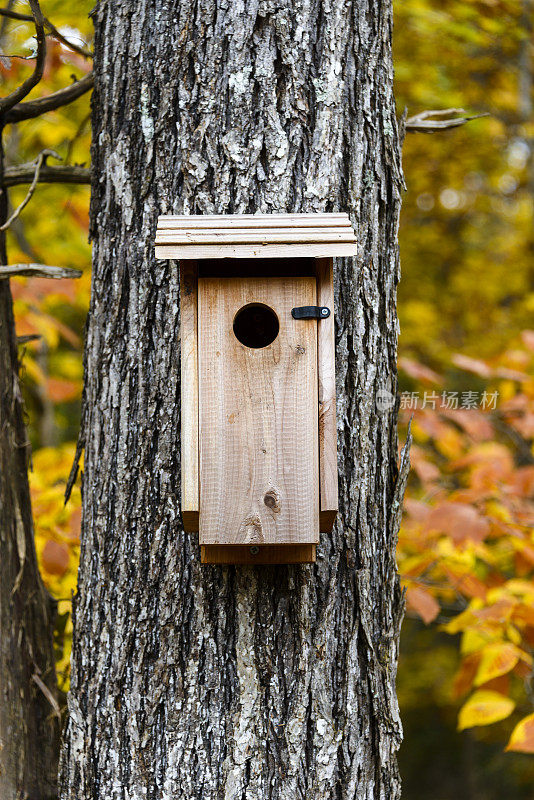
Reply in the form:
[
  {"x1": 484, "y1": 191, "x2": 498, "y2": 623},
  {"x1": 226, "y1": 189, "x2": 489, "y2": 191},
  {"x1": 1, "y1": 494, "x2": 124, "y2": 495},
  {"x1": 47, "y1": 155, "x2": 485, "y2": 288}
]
[{"x1": 155, "y1": 213, "x2": 357, "y2": 260}]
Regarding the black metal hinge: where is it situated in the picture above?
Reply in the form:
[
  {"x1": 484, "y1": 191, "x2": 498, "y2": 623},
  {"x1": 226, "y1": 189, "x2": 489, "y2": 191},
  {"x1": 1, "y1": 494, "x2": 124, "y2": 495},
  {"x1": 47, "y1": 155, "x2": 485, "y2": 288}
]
[{"x1": 291, "y1": 306, "x2": 330, "y2": 320}]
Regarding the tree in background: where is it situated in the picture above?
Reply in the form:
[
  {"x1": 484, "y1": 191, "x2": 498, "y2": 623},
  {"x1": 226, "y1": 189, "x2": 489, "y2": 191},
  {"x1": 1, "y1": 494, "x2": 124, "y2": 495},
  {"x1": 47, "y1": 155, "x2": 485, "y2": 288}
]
[{"x1": 0, "y1": 2, "x2": 91, "y2": 796}]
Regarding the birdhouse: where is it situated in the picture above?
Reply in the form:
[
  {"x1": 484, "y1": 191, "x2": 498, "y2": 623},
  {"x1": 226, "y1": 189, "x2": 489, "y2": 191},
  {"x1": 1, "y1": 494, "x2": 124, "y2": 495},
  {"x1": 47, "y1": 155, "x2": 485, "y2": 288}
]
[{"x1": 155, "y1": 214, "x2": 357, "y2": 564}]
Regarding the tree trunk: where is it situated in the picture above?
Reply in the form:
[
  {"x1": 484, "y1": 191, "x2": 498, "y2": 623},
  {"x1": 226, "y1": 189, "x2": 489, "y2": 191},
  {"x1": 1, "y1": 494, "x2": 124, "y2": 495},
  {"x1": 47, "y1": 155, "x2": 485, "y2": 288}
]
[
  {"x1": 0, "y1": 143, "x2": 59, "y2": 799},
  {"x1": 60, "y1": 1, "x2": 407, "y2": 798}
]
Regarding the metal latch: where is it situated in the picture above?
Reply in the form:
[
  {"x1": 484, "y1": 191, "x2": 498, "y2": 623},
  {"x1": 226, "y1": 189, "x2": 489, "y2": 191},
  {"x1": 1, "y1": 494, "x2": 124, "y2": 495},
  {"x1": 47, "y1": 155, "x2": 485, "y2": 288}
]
[{"x1": 291, "y1": 306, "x2": 330, "y2": 320}]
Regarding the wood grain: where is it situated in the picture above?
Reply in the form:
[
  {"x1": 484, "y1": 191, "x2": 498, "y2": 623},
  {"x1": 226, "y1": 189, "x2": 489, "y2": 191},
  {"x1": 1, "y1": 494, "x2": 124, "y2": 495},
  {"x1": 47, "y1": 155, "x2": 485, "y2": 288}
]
[
  {"x1": 198, "y1": 277, "x2": 319, "y2": 545},
  {"x1": 158, "y1": 213, "x2": 351, "y2": 228},
  {"x1": 155, "y1": 243, "x2": 357, "y2": 260},
  {"x1": 156, "y1": 229, "x2": 355, "y2": 244},
  {"x1": 316, "y1": 257, "x2": 338, "y2": 532},
  {"x1": 200, "y1": 544, "x2": 316, "y2": 564},
  {"x1": 155, "y1": 213, "x2": 357, "y2": 260},
  {"x1": 180, "y1": 261, "x2": 199, "y2": 532}
]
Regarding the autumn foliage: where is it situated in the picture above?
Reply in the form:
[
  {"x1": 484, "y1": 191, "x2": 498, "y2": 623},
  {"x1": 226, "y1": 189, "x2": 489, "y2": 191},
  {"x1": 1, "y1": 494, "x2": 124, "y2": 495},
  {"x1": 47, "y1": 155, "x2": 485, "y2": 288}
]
[
  {"x1": 1, "y1": 0, "x2": 533, "y2": 788},
  {"x1": 398, "y1": 336, "x2": 534, "y2": 751}
]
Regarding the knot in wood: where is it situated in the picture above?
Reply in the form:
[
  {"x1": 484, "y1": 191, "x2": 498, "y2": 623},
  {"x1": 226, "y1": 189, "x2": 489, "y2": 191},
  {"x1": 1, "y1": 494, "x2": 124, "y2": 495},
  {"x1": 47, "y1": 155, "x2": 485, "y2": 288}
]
[{"x1": 263, "y1": 489, "x2": 281, "y2": 513}]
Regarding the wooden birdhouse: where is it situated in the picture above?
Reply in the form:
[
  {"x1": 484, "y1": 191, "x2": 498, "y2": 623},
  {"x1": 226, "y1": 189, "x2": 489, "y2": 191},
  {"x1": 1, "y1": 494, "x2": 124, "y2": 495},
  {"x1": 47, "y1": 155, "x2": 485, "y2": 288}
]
[{"x1": 154, "y1": 213, "x2": 357, "y2": 564}]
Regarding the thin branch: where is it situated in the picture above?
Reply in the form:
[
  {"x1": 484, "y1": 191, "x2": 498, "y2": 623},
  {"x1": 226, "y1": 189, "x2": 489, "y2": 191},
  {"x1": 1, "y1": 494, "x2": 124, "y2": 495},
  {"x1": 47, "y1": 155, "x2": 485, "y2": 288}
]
[
  {"x1": 0, "y1": 263, "x2": 83, "y2": 279},
  {"x1": 0, "y1": 0, "x2": 45, "y2": 115},
  {"x1": 17, "y1": 334, "x2": 41, "y2": 343},
  {"x1": 405, "y1": 108, "x2": 489, "y2": 134},
  {"x1": 0, "y1": 149, "x2": 60, "y2": 231},
  {"x1": 3, "y1": 162, "x2": 91, "y2": 187},
  {"x1": 5, "y1": 71, "x2": 94, "y2": 123},
  {"x1": 0, "y1": 7, "x2": 92, "y2": 58},
  {"x1": 0, "y1": 52, "x2": 36, "y2": 60},
  {"x1": 31, "y1": 672, "x2": 61, "y2": 719}
]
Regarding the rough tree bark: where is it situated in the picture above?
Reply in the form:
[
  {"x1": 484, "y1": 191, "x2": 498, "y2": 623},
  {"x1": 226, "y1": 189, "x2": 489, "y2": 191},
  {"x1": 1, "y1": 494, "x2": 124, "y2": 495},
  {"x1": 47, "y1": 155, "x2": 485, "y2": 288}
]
[
  {"x1": 0, "y1": 151, "x2": 59, "y2": 798},
  {"x1": 60, "y1": 1, "x2": 408, "y2": 798}
]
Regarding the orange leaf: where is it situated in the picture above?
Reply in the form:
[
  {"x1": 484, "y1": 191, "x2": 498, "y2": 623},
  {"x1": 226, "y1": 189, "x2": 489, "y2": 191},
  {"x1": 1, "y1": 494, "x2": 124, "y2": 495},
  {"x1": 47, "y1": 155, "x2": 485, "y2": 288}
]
[
  {"x1": 478, "y1": 674, "x2": 510, "y2": 696},
  {"x1": 452, "y1": 354, "x2": 493, "y2": 378},
  {"x1": 410, "y1": 445, "x2": 440, "y2": 484},
  {"x1": 475, "y1": 600, "x2": 513, "y2": 623},
  {"x1": 41, "y1": 540, "x2": 69, "y2": 576},
  {"x1": 426, "y1": 502, "x2": 489, "y2": 543},
  {"x1": 453, "y1": 653, "x2": 481, "y2": 699},
  {"x1": 406, "y1": 586, "x2": 440, "y2": 624},
  {"x1": 398, "y1": 357, "x2": 443, "y2": 385},
  {"x1": 68, "y1": 507, "x2": 81, "y2": 542},
  {"x1": 441, "y1": 566, "x2": 488, "y2": 600},
  {"x1": 474, "y1": 643, "x2": 520, "y2": 687},
  {"x1": 15, "y1": 315, "x2": 40, "y2": 338},
  {"x1": 511, "y1": 466, "x2": 534, "y2": 497},
  {"x1": 506, "y1": 714, "x2": 534, "y2": 753},
  {"x1": 404, "y1": 497, "x2": 431, "y2": 522},
  {"x1": 440, "y1": 408, "x2": 493, "y2": 441},
  {"x1": 512, "y1": 604, "x2": 534, "y2": 628},
  {"x1": 46, "y1": 378, "x2": 80, "y2": 403}
]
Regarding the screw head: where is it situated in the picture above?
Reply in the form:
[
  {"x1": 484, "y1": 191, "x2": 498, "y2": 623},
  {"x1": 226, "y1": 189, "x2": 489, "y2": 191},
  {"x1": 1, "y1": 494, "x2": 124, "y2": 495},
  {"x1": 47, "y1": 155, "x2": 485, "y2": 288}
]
[
  {"x1": 249, "y1": 546, "x2": 260, "y2": 555},
  {"x1": 321, "y1": 308, "x2": 329, "y2": 316}
]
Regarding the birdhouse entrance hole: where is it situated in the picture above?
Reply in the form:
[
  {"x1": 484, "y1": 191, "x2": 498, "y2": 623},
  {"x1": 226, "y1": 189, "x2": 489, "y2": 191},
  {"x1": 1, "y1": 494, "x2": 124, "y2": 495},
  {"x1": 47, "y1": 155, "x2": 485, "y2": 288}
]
[{"x1": 233, "y1": 303, "x2": 279, "y2": 349}]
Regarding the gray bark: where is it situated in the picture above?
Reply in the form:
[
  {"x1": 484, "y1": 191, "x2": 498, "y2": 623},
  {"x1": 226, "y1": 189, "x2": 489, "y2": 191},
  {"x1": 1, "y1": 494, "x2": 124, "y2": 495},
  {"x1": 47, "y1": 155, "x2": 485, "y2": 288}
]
[
  {"x1": 0, "y1": 155, "x2": 60, "y2": 799},
  {"x1": 60, "y1": 1, "x2": 407, "y2": 798}
]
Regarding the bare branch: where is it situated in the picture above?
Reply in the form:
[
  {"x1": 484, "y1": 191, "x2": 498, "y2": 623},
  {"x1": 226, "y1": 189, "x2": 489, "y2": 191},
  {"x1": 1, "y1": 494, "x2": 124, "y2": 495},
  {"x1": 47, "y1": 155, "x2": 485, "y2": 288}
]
[
  {"x1": 405, "y1": 108, "x2": 489, "y2": 134},
  {"x1": 0, "y1": 0, "x2": 46, "y2": 115},
  {"x1": 17, "y1": 334, "x2": 42, "y2": 343},
  {"x1": 31, "y1": 672, "x2": 61, "y2": 719},
  {"x1": 0, "y1": 263, "x2": 83, "y2": 279},
  {"x1": 0, "y1": 6, "x2": 92, "y2": 58},
  {"x1": 0, "y1": 52, "x2": 36, "y2": 61},
  {"x1": 0, "y1": 7, "x2": 36, "y2": 21},
  {"x1": 3, "y1": 162, "x2": 91, "y2": 187},
  {"x1": 0, "y1": 149, "x2": 60, "y2": 231},
  {"x1": 6, "y1": 71, "x2": 94, "y2": 123}
]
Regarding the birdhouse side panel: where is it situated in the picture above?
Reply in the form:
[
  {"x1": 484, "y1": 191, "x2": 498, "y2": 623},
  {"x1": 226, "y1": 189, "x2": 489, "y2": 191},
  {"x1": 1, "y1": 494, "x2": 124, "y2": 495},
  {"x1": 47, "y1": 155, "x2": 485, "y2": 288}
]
[
  {"x1": 316, "y1": 257, "x2": 338, "y2": 531},
  {"x1": 180, "y1": 261, "x2": 200, "y2": 532}
]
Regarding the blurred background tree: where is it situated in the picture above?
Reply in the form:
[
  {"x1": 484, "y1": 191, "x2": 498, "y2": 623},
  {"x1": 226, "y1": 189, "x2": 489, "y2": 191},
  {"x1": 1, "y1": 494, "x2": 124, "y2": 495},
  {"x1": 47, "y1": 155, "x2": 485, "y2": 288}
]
[{"x1": 0, "y1": 0, "x2": 532, "y2": 797}]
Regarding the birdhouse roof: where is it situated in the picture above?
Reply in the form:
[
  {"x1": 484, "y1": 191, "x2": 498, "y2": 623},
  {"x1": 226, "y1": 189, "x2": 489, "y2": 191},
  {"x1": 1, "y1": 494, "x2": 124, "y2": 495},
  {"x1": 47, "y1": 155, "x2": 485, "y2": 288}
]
[{"x1": 155, "y1": 213, "x2": 357, "y2": 259}]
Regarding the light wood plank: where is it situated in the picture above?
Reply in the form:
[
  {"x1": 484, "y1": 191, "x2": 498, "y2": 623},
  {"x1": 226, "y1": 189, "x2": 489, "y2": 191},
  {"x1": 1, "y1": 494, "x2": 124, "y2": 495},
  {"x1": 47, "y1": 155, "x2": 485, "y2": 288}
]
[
  {"x1": 156, "y1": 230, "x2": 355, "y2": 245},
  {"x1": 180, "y1": 260, "x2": 199, "y2": 532},
  {"x1": 316, "y1": 257, "x2": 338, "y2": 532},
  {"x1": 155, "y1": 243, "x2": 357, "y2": 260},
  {"x1": 158, "y1": 213, "x2": 351, "y2": 228},
  {"x1": 201, "y1": 544, "x2": 316, "y2": 564},
  {"x1": 198, "y1": 277, "x2": 319, "y2": 545}
]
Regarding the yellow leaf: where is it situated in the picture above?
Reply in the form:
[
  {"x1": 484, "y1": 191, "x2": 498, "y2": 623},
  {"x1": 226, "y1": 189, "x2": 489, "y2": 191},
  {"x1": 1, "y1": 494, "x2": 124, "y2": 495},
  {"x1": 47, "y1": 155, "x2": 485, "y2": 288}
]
[
  {"x1": 442, "y1": 603, "x2": 480, "y2": 635},
  {"x1": 474, "y1": 643, "x2": 519, "y2": 686},
  {"x1": 506, "y1": 714, "x2": 534, "y2": 753},
  {"x1": 458, "y1": 690, "x2": 515, "y2": 731},
  {"x1": 461, "y1": 629, "x2": 495, "y2": 656},
  {"x1": 506, "y1": 624, "x2": 523, "y2": 646}
]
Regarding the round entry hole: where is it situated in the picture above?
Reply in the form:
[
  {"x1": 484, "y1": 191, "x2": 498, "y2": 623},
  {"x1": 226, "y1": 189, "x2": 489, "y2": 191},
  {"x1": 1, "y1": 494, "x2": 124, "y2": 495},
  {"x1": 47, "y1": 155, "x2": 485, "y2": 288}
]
[{"x1": 233, "y1": 303, "x2": 279, "y2": 349}]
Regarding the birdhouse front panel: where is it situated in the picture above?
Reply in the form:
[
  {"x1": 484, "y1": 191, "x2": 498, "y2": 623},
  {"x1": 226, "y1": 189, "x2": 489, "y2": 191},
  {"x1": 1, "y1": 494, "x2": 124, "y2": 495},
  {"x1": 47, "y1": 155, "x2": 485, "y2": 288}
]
[{"x1": 198, "y1": 277, "x2": 319, "y2": 547}]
